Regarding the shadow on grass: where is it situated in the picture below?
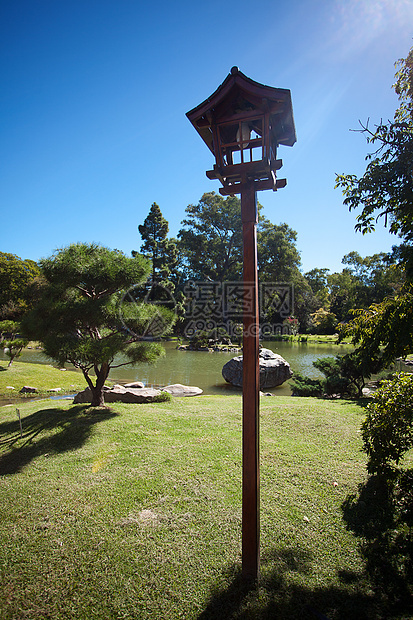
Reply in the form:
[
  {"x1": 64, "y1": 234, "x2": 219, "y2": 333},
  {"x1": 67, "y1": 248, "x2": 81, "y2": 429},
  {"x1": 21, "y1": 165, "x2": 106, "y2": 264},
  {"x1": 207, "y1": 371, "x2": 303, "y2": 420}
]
[
  {"x1": 342, "y1": 473, "x2": 413, "y2": 615},
  {"x1": 198, "y1": 546, "x2": 378, "y2": 620},
  {"x1": 199, "y1": 535, "x2": 413, "y2": 620},
  {"x1": 0, "y1": 405, "x2": 117, "y2": 475},
  {"x1": 350, "y1": 397, "x2": 372, "y2": 409}
]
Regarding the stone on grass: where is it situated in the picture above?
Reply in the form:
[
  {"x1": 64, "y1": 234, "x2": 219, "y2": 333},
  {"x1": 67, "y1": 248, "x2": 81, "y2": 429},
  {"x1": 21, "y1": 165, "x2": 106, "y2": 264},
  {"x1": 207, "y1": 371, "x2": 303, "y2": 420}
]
[
  {"x1": 105, "y1": 386, "x2": 161, "y2": 404},
  {"x1": 222, "y1": 348, "x2": 292, "y2": 389},
  {"x1": 19, "y1": 386, "x2": 38, "y2": 394},
  {"x1": 73, "y1": 385, "x2": 162, "y2": 404},
  {"x1": 74, "y1": 381, "x2": 204, "y2": 403},
  {"x1": 161, "y1": 384, "x2": 203, "y2": 397},
  {"x1": 123, "y1": 381, "x2": 145, "y2": 389}
]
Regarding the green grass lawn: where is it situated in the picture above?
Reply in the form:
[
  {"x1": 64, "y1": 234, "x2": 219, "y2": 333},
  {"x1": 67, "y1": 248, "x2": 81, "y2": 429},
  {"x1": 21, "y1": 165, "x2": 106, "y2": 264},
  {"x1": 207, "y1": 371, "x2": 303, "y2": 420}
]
[
  {"x1": 0, "y1": 394, "x2": 411, "y2": 619},
  {"x1": 0, "y1": 360, "x2": 87, "y2": 398},
  {"x1": 298, "y1": 334, "x2": 340, "y2": 343}
]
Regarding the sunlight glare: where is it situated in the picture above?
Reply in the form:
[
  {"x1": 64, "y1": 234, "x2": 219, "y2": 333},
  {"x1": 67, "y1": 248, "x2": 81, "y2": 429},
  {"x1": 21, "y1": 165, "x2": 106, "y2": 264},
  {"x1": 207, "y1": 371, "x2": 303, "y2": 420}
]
[{"x1": 330, "y1": 0, "x2": 413, "y2": 61}]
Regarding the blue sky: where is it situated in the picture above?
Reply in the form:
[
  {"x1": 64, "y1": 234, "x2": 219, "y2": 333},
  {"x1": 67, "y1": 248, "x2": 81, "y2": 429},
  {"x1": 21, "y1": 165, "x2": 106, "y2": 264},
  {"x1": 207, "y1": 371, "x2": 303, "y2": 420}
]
[{"x1": 1, "y1": 0, "x2": 412, "y2": 273}]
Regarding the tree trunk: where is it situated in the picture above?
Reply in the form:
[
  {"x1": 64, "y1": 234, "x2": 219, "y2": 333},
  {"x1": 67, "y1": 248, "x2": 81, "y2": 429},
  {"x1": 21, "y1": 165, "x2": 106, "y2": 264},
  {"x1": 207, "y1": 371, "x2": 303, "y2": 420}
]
[
  {"x1": 90, "y1": 387, "x2": 106, "y2": 407},
  {"x1": 89, "y1": 362, "x2": 110, "y2": 407}
]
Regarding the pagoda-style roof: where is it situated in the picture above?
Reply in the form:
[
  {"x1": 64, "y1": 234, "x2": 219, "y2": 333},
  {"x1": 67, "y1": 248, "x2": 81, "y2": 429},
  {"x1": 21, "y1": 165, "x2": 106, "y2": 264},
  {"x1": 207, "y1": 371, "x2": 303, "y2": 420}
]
[{"x1": 186, "y1": 67, "x2": 296, "y2": 155}]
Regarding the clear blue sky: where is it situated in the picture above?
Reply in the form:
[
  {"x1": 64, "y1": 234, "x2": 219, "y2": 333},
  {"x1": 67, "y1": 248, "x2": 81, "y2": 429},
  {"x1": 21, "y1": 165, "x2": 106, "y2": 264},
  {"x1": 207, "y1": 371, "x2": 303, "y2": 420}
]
[{"x1": 1, "y1": 0, "x2": 412, "y2": 273}]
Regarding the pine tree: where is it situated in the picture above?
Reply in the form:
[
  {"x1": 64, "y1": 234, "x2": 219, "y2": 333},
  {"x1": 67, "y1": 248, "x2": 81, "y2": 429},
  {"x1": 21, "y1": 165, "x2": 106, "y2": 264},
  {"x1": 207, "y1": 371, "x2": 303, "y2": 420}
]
[
  {"x1": 135, "y1": 203, "x2": 177, "y2": 291},
  {"x1": 22, "y1": 243, "x2": 175, "y2": 407}
]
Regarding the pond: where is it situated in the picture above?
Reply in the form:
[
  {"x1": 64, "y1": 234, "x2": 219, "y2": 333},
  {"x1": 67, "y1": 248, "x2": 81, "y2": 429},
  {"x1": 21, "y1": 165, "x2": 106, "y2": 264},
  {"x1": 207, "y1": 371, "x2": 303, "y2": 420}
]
[{"x1": 1, "y1": 340, "x2": 358, "y2": 397}]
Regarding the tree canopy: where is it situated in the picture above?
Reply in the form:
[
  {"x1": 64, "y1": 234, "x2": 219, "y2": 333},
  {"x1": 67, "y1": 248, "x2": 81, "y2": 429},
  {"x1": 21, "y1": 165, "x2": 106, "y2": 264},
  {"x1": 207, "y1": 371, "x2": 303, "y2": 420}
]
[
  {"x1": 336, "y1": 46, "x2": 413, "y2": 363},
  {"x1": 178, "y1": 192, "x2": 244, "y2": 282},
  {"x1": 177, "y1": 192, "x2": 309, "y2": 333},
  {"x1": 0, "y1": 252, "x2": 42, "y2": 319},
  {"x1": 257, "y1": 218, "x2": 301, "y2": 282},
  {"x1": 336, "y1": 46, "x2": 413, "y2": 279},
  {"x1": 178, "y1": 191, "x2": 302, "y2": 284},
  {"x1": 22, "y1": 243, "x2": 175, "y2": 407},
  {"x1": 135, "y1": 202, "x2": 178, "y2": 291},
  {"x1": 326, "y1": 250, "x2": 402, "y2": 323}
]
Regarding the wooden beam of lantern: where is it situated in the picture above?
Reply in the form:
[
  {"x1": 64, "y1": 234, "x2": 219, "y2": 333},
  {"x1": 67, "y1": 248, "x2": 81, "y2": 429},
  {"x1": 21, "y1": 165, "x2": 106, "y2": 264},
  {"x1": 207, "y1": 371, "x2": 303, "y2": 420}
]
[{"x1": 186, "y1": 68, "x2": 296, "y2": 581}]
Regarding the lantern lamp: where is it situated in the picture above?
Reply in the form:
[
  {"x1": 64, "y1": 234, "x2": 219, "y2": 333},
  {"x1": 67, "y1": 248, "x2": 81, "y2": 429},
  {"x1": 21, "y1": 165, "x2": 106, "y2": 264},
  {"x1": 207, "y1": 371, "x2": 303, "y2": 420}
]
[
  {"x1": 186, "y1": 68, "x2": 296, "y2": 581},
  {"x1": 186, "y1": 67, "x2": 296, "y2": 195}
]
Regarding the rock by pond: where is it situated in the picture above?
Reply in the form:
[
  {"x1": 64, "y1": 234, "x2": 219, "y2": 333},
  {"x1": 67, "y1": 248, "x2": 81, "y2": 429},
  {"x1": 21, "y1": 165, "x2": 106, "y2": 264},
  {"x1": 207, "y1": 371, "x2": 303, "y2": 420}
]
[
  {"x1": 73, "y1": 385, "x2": 161, "y2": 404},
  {"x1": 19, "y1": 386, "x2": 38, "y2": 394},
  {"x1": 222, "y1": 348, "x2": 293, "y2": 389},
  {"x1": 73, "y1": 383, "x2": 203, "y2": 404},
  {"x1": 161, "y1": 383, "x2": 203, "y2": 397},
  {"x1": 123, "y1": 381, "x2": 145, "y2": 389}
]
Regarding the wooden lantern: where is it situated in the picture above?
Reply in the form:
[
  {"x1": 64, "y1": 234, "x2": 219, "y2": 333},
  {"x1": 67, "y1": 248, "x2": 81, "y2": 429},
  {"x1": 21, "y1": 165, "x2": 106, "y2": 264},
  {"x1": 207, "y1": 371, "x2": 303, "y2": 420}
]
[
  {"x1": 186, "y1": 68, "x2": 296, "y2": 581},
  {"x1": 186, "y1": 67, "x2": 296, "y2": 195}
]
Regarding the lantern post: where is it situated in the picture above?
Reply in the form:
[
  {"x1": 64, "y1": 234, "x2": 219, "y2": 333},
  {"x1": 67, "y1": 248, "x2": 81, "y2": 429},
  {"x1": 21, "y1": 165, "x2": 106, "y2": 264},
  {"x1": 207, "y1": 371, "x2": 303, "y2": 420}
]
[{"x1": 186, "y1": 68, "x2": 296, "y2": 580}]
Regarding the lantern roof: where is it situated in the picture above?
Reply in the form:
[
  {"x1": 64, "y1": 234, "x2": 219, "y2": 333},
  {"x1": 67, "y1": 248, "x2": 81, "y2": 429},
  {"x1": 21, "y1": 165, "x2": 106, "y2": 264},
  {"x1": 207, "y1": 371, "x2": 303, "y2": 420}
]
[{"x1": 186, "y1": 67, "x2": 296, "y2": 154}]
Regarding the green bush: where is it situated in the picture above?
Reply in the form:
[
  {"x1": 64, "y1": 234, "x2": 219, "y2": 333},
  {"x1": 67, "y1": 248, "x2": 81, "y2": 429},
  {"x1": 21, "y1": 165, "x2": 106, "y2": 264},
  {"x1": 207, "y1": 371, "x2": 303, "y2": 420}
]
[
  {"x1": 289, "y1": 373, "x2": 324, "y2": 397},
  {"x1": 153, "y1": 391, "x2": 172, "y2": 403},
  {"x1": 309, "y1": 308, "x2": 338, "y2": 335},
  {"x1": 313, "y1": 352, "x2": 378, "y2": 397},
  {"x1": 290, "y1": 351, "x2": 377, "y2": 398},
  {"x1": 313, "y1": 356, "x2": 358, "y2": 397},
  {"x1": 362, "y1": 372, "x2": 413, "y2": 474},
  {"x1": 188, "y1": 331, "x2": 210, "y2": 350},
  {"x1": 188, "y1": 328, "x2": 234, "y2": 350}
]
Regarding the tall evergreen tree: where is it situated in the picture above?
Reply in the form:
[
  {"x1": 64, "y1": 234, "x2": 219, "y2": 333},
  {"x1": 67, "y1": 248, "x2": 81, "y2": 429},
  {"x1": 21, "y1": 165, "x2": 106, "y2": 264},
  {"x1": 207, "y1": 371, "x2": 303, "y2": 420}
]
[{"x1": 135, "y1": 203, "x2": 177, "y2": 291}]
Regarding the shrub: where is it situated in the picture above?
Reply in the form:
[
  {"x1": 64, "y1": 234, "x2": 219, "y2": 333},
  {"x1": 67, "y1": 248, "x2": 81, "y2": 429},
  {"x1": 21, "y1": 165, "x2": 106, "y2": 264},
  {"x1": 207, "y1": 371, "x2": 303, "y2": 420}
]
[
  {"x1": 290, "y1": 351, "x2": 378, "y2": 398},
  {"x1": 289, "y1": 373, "x2": 324, "y2": 397},
  {"x1": 188, "y1": 328, "x2": 234, "y2": 350},
  {"x1": 362, "y1": 372, "x2": 413, "y2": 474},
  {"x1": 290, "y1": 350, "x2": 381, "y2": 399},
  {"x1": 188, "y1": 331, "x2": 210, "y2": 350},
  {"x1": 313, "y1": 351, "x2": 380, "y2": 397},
  {"x1": 153, "y1": 391, "x2": 172, "y2": 403},
  {"x1": 309, "y1": 308, "x2": 338, "y2": 335}
]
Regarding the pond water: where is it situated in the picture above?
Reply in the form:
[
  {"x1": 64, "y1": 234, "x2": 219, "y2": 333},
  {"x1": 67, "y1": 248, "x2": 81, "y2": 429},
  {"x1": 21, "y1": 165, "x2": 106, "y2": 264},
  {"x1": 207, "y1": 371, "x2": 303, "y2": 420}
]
[{"x1": 1, "y1": 341, "x2": 357, "y2": 397}]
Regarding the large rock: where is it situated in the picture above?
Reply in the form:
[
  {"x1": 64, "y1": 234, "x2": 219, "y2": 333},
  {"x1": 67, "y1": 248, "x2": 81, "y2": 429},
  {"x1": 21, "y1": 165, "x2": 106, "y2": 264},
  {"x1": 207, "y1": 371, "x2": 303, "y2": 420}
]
[
  {"x1": 19, "y1": 386, "x2": 38, "y2": 394},
  {"x1": 73, "y1": 385, "x2": 162, "y2": 404},
  {"x1": 161, "y1": 383, "x2": 203, "y2": 397},
  {"x1": 123, "y1": 381, "x2": 145, "y2": 389},
  {"x1": 73, "y1": 381, "x2": 204, "y2": 403},
  {"x1": 222, "y1": 348, "x2": 293, "y2": 389},
  {"x1": 106, "y1": 386, "x2": 162, "y2": 403}
]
